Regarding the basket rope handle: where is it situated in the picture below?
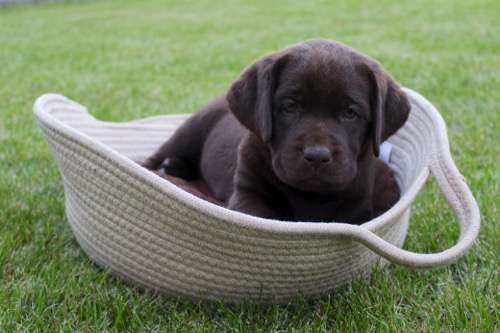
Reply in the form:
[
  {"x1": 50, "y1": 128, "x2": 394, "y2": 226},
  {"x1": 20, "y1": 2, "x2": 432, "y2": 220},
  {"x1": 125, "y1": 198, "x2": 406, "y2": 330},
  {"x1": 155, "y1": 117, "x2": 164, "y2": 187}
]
[{"x1": 350, "y1": 89, "x2": 480, "y2": 268}]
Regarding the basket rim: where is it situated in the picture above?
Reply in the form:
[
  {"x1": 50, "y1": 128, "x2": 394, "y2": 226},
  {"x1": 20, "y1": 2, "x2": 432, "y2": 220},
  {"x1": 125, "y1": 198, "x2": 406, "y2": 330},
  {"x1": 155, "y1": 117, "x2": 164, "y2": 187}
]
[{"x1": 32, "y1": 88, "x2": 433, "y2": 236}]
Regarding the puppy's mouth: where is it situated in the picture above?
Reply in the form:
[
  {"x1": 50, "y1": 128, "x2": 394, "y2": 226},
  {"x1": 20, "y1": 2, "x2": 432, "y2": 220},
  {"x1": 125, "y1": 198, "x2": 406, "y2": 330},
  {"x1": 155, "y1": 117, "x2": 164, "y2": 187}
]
[
  {"x1": 292, "y1": 175, "x2": 351, "y2": 193},
  {"x1": 273, "y1": 157, "x2": 354, "y2": 193}
]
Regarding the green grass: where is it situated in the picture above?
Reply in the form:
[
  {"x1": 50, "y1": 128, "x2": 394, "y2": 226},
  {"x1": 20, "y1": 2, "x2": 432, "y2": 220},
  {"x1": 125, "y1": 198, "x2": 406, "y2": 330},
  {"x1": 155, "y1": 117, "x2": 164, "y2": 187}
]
[{"x1": 0, "y1": 0, "x2": 498, "y2": 331}]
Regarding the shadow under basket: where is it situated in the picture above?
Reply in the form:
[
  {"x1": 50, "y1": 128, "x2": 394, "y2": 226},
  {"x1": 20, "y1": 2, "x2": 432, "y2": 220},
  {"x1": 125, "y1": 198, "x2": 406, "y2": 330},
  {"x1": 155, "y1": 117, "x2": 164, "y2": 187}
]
[{"x1": 33, "y1": 88, "x2": 480, "y2": 303}]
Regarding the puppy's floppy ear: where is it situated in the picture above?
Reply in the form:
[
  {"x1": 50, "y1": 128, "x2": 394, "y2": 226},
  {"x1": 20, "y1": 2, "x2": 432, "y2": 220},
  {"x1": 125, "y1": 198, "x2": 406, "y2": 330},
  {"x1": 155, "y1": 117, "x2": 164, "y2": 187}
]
[
  {"x1": 368, "y1": 63, "x2": 411, "y2": 156},
  {"x1": 226, "y1": 53, "x2": 288, "y2": 143}
]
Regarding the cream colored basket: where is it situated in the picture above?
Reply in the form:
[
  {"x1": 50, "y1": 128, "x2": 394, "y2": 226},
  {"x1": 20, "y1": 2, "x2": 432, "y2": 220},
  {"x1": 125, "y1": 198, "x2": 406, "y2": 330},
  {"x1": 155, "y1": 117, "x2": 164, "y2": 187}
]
[{"x1": 33, "y1": 89, "x2": 480, "y2": 303}]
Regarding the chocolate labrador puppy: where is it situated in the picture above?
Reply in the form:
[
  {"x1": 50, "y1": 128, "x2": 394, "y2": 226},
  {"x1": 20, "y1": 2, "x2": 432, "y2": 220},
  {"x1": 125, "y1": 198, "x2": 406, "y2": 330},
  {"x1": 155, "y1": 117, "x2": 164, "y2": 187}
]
[{"x1": 143, "y1": 39, "x2": 410, "y2": 224}]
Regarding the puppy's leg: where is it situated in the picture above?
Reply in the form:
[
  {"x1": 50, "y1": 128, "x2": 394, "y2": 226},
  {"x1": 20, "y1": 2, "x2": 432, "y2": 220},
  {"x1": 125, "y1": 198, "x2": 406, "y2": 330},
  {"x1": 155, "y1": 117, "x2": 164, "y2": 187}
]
[
  {"x1": 141, "y1": 116, "x2": 203, "y2": 172},
  {"x1": 226, "y1": 134, "x2": 290, "y2": 220},
  {"x1": 141, "y1": 126, "x2": 199, "y2": 180},
  {"x1": 142, "y1": 97, "x2": 228, "y2": 180}
]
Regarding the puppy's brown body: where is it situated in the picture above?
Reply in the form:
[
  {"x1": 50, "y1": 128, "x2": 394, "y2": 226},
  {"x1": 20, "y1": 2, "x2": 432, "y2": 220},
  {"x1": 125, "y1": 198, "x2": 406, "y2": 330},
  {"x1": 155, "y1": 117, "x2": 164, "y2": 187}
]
[{"x1": 144, "y1": 39, "x2": 409, "y2": 224}]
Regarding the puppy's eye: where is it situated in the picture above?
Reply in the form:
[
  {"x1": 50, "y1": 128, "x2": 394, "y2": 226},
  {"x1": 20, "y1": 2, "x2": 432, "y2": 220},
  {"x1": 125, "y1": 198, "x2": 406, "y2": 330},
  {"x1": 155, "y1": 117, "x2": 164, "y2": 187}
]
[
  {"x1": 281, "y1": 106, "x2": 296, "y2": 114},
  {"x1": 340, "y1": 105, "x2": 359, "y2": 120},
  {"x1": 279, "y1": 101, "x2": 299, "y2": 115}
]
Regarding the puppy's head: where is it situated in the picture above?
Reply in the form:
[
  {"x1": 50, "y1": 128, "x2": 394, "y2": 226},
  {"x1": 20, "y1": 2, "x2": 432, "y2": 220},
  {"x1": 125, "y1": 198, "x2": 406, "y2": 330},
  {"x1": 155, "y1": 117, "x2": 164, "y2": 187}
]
[{"x1": 227, "y1": 39, "x2": 410, "y2": 193}]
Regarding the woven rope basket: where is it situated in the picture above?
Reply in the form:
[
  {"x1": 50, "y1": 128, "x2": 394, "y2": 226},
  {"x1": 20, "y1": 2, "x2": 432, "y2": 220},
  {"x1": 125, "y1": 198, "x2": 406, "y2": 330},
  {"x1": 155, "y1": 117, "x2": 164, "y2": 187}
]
[{"x1": 33, "y1": 88, "x2": 480, "y2": 303}]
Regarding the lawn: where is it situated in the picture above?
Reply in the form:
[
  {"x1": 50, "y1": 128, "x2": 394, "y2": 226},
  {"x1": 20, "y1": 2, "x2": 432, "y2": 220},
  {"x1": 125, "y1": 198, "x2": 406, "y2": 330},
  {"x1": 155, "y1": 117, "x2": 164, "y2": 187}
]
[{"x1": 0, "y1": 0, "x2": 498, "y2": 332}]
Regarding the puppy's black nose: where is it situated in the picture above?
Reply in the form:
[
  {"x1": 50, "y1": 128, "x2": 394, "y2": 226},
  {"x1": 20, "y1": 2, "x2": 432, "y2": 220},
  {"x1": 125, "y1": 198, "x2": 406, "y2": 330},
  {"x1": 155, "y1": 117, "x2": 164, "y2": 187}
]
[{"x1": 303, "y1": 145, "x2": 332, "y2": 165}]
